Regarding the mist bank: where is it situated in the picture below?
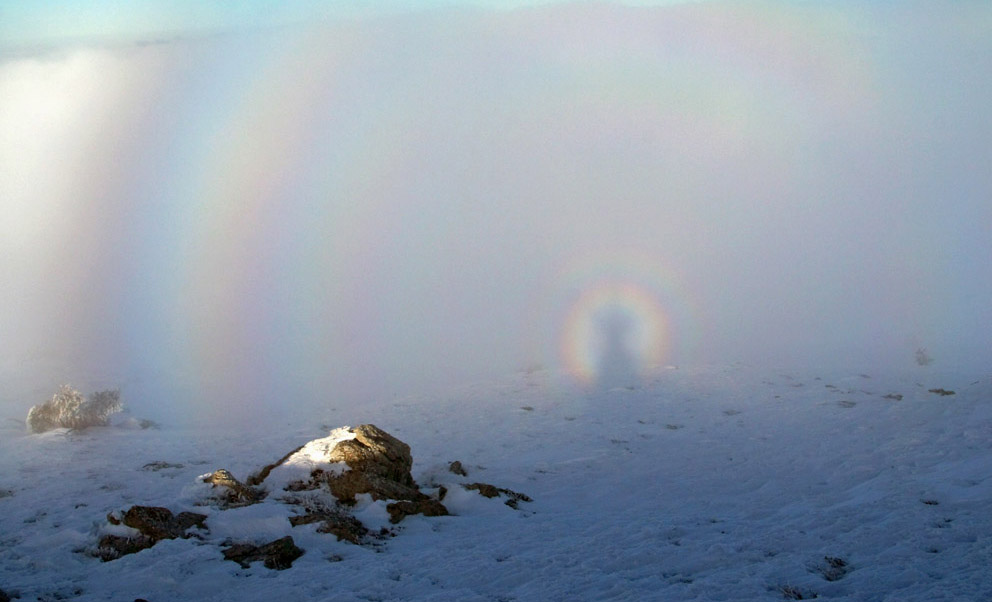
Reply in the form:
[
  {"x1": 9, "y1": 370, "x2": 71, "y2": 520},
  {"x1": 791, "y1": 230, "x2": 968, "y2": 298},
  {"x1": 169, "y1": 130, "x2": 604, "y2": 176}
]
[{"x1": 1, "y1": 1, "x2": 990, "y2": 424}]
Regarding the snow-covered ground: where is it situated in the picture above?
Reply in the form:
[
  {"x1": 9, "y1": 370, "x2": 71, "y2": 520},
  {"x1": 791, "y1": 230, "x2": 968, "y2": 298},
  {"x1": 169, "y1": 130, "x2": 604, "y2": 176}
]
[{"x1": 2, "y1": 365, "x2": 991, "y2": 601}]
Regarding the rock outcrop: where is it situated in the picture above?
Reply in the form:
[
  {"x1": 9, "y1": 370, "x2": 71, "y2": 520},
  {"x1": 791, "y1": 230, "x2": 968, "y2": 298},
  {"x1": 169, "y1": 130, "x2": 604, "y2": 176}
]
[
  {"x1": 257, "y1": 424, "x2": 446, "y2": 521},
  {"x1": 96, "y1": 423, "x2": 529, "y2": 566},
  {"x1": 302, "y1": 424, "x2": 424, "y2": 504}
]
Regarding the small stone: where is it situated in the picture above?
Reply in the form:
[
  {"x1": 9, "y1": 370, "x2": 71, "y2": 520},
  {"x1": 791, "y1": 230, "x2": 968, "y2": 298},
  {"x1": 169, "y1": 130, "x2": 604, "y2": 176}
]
[
  {"x1": 386, "y1": 498, "x2": 449, "y2": 524},
  {"x1": 464, "y1": 483, "x2": 500, "y2": 498},
  {"x1": 223, "y1": 536, "x2": 304, "y2": 570},
  {"x1": 289, "y1": 510, "x2": 369, "y2": 544},
  {"x1": 142, "y1": 461, "x2": 184, "y2": 471},
  {"x1": 315, "y1": 514, "x2": 369, "y2": 544},
  {"x1": 463, "y1": 483, "x2": 532, "y2": 509},
  {"x1": 96, "y1": 534, "x2": 157, "y2": 561},
  {"x1": 202, "y1": 469, "x2": 264, "y2": 507},
  {"x1": 448, "y1": 461, "x2": 468, "y2": 477}
]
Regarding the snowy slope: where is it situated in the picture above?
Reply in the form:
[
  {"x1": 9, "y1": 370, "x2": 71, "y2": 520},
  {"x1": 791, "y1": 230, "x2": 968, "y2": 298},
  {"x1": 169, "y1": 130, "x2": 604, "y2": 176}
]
[{"x1": 1, "y1": 365, "x2": 991, "y2": 601}]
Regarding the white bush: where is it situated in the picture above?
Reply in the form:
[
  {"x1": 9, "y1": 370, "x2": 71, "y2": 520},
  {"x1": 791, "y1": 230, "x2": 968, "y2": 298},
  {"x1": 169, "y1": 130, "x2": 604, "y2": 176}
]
[{"x1": 26, "y1": 385, "x2": 123, "y2": 433}]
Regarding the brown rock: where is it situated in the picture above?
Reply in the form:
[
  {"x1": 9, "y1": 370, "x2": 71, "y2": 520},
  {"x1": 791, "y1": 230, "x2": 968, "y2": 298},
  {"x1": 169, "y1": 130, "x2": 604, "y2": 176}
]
[
  {"x1": 316, "y1": 513, "x2": 370, "y2": 544},
  {"x1": 309, "y1": 424, "x2": 424, "y2": 504},
  {"x1": 98, "y1": 505, "x2": 207, "y2": 560},
  {"x1": 121, "y1": 506, "x2": 207, "y2": 540},
  {"x1": 448, "y1": 461, "x2": 468, "y2": 477},
  {"x1": 464, "y1": 483, "x2": 533, "y2": 509},
  {"x1": 324, "y1": 469, "x2": 422, "y2": 504},
  {"x1": 203, "y1": 469, "x2": 264, "y2": 507},
  {"x1": 386, "y1": 498, "x2": 449, "y2": 524},
  {"x1": 464, "y1": 483, "x2": 500, "y2": 498},
  {"x1": 223, "y1": 536, "x2": 304, "y2": 570},
  {"x1": 328, "y1": 424, "x2": 415, "y2": 486},
  {"x1": 288, "y1": 509, "x2": 369, "y2": 544},
  {"x1": 96, "y1": 534, "x2": 157, "y2": 561}
]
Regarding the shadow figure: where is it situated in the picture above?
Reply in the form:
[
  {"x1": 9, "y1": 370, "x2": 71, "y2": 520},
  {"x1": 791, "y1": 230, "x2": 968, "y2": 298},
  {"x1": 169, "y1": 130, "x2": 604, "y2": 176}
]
[{"x1": 594, "y1": 309, "x2": 638, "y2": 389}]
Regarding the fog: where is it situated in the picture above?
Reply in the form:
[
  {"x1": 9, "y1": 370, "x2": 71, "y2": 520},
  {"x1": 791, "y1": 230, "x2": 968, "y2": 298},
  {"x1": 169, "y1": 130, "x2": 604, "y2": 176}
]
[{"x1": 2, "y1": 2, "x2": 990, "y2": 424}]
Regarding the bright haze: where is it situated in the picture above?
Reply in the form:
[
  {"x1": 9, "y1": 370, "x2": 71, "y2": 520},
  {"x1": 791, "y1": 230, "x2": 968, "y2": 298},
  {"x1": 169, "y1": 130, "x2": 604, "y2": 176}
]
[{"x1": 1, "y1": 1, "x2": 990, "y2": 424}]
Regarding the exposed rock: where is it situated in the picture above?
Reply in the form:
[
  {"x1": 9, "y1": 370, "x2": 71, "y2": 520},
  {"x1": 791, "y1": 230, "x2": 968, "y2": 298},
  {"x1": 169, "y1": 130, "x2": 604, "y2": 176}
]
[
  {"x1": 271, "y1": 424, "x2": 423, "y2": 505},
  {"x1": 202, "y1": 469, "x2": 264, "y2": 506},
  {"x1": 324, "y1": 469, "x2": 422, "y2": 504},
  {"x1": 386, "y1": 498, "x2": 449, "y2": 524},
  {"x1": 329, "y1": 424, "x2": 415, "y2": 487},
  {"x1": 97, "y1": 506, "x2": 207, "y2": 561},
  {"x1": 285, "y1": 497, "x2": 370, "y2": 544},
  {"x1": 813, "y1": 556, "x2": 852, "y2": 581},
  {"x1": 465, "y1": 482, "x2": 501, "y2": 498},
  {"x1": 303, "y1": 512, "x2": 369, "y2": 544},
  {"x1": 246, "y1": 424, "x2": 419, "y2": 505},
  {"x1": 142, "y1": 461, "x2": 184, "y2": 471},
  {"x1": 223, "y1": 536, "x2": 304, "y2": 570},
  {"x1": 464, "y1": 483, "x2": 533, "y2": 509},
  {"x1": 778, "y1": 584, "x2": 816, "y2": 600},
  {"x1": 95, "y1": 424, "x2": 526, "y2": 563},
  {"x1": 96, "y1": 534, "x2": 157, "y2": 561},
  {"x1": 0, "y1": 588, "x2": 9, "y2": 602},
  {"x1": 121, "y1": 506, "x2": 207, "y2": 540},
  {"x1": 928, "y1": 388, "x2": 955, "y2": 396}
]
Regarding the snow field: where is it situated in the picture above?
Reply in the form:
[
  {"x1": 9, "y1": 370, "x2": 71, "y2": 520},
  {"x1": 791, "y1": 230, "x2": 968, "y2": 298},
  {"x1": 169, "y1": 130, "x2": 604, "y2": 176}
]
[{"x1": 1, "y1": 365, "x2": 990, "y2": 601}]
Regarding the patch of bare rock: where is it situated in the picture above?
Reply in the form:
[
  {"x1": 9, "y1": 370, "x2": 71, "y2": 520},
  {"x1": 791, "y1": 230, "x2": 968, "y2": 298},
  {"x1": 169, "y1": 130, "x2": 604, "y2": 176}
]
[
  {"x1": 223, "y1": 536, "x2": 304, "y2": 570},
  {"x1": 97, "y1": 506, "x2": 206, "y2": 561},
  {"x1": 462, "y1": 482, "x2": 533, "y2": 509},
  {"x1": 96, "y1": 424, "x2": 529, "y2": 569}
]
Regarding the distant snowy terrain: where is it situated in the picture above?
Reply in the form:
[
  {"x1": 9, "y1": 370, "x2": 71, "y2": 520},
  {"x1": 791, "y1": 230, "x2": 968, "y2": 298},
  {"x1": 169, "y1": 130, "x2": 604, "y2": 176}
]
[{"x1": 2, "y1": 365, "x2": 990, "y2": 601}]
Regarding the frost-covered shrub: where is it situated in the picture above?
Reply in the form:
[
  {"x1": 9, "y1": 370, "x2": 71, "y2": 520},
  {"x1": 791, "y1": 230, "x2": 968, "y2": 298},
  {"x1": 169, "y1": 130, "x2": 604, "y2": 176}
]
[{"x1": 26, "y1": 385, "x2": 123, "y2": 433}]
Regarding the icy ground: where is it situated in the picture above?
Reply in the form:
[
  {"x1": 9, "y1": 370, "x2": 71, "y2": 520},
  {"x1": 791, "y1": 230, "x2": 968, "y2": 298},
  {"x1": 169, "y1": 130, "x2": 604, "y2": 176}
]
[{"x1": 2, "y1": 365, "x2": 991, "y2": 601}]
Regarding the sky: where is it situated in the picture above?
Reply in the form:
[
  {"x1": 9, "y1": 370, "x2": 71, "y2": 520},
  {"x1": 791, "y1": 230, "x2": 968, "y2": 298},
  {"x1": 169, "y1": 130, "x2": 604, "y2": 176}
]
[
  {"x1": 1, "y1": 0, "x2": 990, "y2": 424},
  {"x1": 0, "y1": 0, "x2": 699, "y2": 49}
]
